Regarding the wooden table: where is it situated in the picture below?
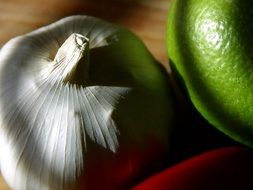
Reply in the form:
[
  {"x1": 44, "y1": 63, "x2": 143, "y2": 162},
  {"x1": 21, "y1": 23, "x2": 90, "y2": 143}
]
[{"x1": 0, "y1": 0, "x2": 171, "y2": 189}]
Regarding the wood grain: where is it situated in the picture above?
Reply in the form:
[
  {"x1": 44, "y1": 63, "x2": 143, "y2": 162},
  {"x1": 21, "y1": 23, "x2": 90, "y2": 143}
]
[{"x1": 0, "y1": 0, "x2": 172, "y2": 189}]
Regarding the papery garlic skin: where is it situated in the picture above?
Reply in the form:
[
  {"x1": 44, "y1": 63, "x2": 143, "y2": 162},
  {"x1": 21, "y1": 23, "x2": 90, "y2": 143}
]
[
  {"x1": 0, "y1": 16, "x2": 130, "y2": 190},
  {"x1": 53, "y1": 33, "x2": 89, "y2": 82}
]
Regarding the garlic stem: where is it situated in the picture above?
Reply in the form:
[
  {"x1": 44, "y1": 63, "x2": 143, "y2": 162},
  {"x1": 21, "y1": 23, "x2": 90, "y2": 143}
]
[{"x1": 53, "y1": 33, "x2": 90, "y2": 83}]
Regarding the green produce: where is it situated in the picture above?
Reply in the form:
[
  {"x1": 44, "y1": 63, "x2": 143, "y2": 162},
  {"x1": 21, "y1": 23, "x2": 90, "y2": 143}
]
[{"x1": 167, "y1": 0, "x2": 253, "y2": 147}]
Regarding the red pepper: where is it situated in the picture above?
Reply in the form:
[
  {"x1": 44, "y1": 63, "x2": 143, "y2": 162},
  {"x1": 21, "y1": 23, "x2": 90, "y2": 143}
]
[{"x1": 132, "y1": 147, "x2": 253, "y2": 190}]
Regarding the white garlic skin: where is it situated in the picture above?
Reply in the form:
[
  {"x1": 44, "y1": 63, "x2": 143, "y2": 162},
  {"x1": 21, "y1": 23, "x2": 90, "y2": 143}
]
[
  {"x1": 0, "y1": 15, "x2": 174, "y2": 190},
  {"x1": 0, "y1": 16, "x2": 130, "y2": 190}
]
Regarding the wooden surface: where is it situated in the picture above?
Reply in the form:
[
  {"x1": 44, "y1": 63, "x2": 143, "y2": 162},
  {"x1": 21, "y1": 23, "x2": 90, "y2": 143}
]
[{"x1": 0, "y1": 0, "x2": 171, "y2": 189}]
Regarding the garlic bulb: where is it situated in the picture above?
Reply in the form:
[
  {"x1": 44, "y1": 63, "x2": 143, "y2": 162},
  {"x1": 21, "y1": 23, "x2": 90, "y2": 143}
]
[
  {"x1": 0, "y1": 15, "x2": 175, "y2": 190},
  {"x1": 0, "y1": 16, "x2": 130, "y2": 190}
]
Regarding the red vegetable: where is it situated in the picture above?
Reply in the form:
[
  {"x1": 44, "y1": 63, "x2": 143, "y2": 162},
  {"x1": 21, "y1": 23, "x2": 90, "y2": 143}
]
[{"x1": 132, "y1": 147, "x2": 253, "y2": 190}]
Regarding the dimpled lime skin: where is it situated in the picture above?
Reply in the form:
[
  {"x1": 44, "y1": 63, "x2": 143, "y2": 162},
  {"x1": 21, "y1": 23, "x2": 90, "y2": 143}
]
[{"x1": 167, "y1": 0, "x2": 253, "y2": 147}]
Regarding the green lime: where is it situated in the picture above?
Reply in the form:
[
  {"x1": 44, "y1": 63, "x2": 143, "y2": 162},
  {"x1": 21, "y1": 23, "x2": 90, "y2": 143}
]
[{"x1": 167, "y1": 0, "x2": 253, "y2": 147}]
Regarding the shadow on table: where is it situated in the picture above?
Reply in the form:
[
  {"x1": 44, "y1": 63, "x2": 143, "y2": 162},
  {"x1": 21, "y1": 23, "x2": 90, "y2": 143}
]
[{"x1": 58, "y1": 0, "x2": 142, "y2": 24}]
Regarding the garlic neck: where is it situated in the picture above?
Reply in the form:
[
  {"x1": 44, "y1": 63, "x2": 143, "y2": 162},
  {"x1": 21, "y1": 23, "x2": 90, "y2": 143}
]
[{"x1": 53, "y1": 33, "x2": 90, "y2": 84}]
